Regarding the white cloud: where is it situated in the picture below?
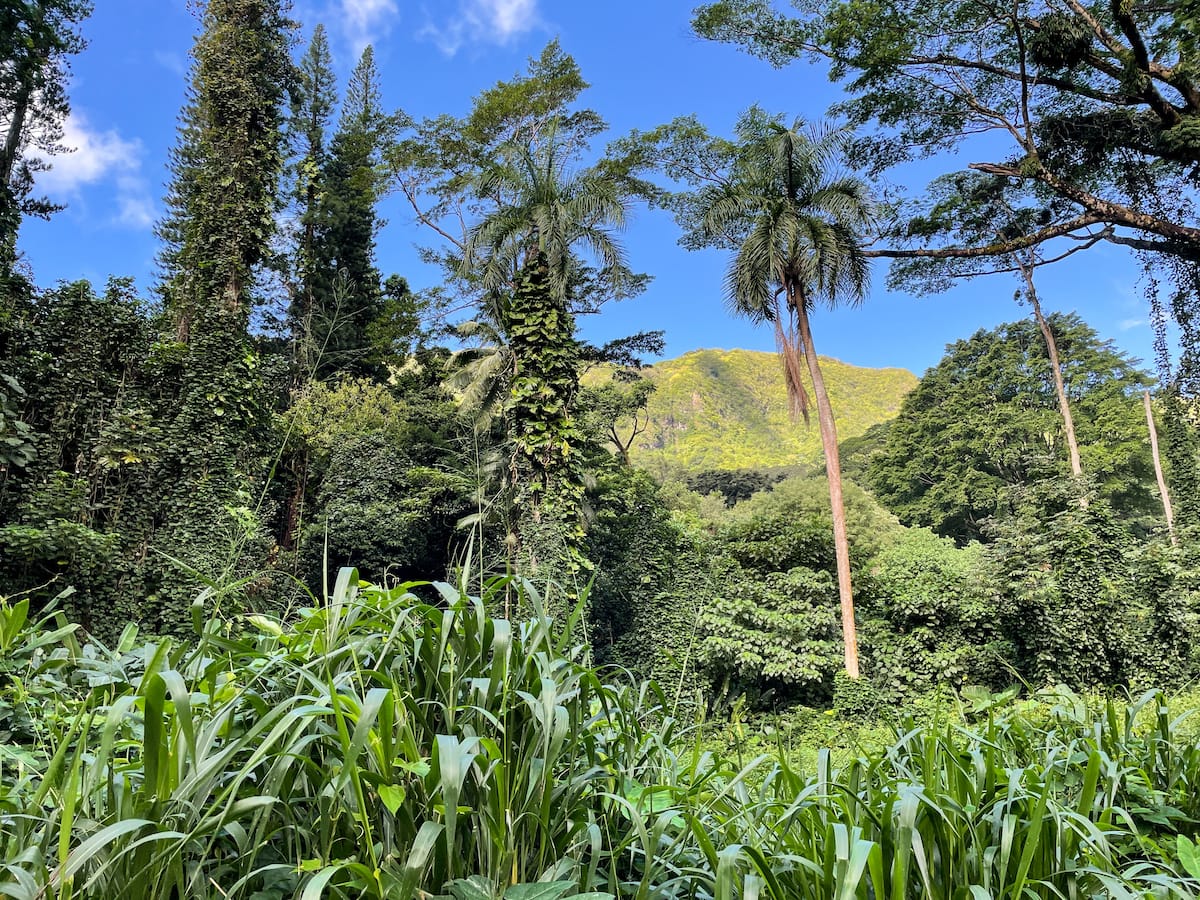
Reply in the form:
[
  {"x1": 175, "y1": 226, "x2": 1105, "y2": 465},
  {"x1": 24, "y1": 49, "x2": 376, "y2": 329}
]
[
  {"x1": 482, "y1": 0, "x2": 538, "y2": 36},
  {"x1": 115, "y1": 175, "x2": 156, "y2": 229},
  {"x1": 420, "y1": 0, "x2": 541, "y2": 56},
  {"x1": 340, "y1": 0, "x2": 398, "y2": 51},
  {"x1": 37, "y1": 114, "x2": 142, "y2": 195},
  {"x1": 152, "y1": 49, "x2": 188, "y2": 78},
  {"x1": 35, "y1": 113, "x2": 156, "y2": 229},
  {"x1": 1119, "y1": 317, "x2": 1146, "y2": 331}
]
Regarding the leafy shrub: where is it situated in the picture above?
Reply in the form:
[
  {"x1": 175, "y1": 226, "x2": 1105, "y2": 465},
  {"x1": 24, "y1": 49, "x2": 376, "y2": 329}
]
[
  {"x1": 1121, "y1": 536, "x2": 1200, "y2": 687},
  {"x1": 288, "y1": 376, "x2": 473, "y2": 591},
  {"x1": 287, "y1": 376, "x2": 451, "y2": 464},
  {"x1": 696, "y1": 511, "x2": 846, "y2": 708},
  {"x1": 831, "y1": 669, "x2": 880, "y2": 720},
  {"x1": 726, "y1": 473, "x2": 903, "y2": 560},
  {"x1": 862, "y1": 528, "x2": 1011, "y2": 699},
  {"x1": 701, "y1": 562, "x2": 840, "y2": 706},
  {"x1": 689, "y1": 479, "x2": 904, "y2": 708},
  {"x1": 301, "y1": 433, "x2": 472, "y2": 586},
  {"x1": 0, "y1": 373, "x2": 36, "y2": 469},
  {"x1": 989, "y1": 483, "x2": 1137, "y2": 687},
  {"x1": 585, "y1": 466, "x2": 708, "y2": 705}
]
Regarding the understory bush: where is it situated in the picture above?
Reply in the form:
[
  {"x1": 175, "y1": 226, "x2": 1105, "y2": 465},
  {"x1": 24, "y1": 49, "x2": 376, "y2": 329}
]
[
  {"x1": 990, "y1": 483, "x2": 1198, "y2": 689},
  {"x1": 863, "y1": 528, "x2": 1011, "y2": 700},
  {"x1": 698, "y1": 514, "x2": 844, "y2": 708},
  {"x1": 585, "y1": 467, "x2": 707, "y2": 704},
  {"x1": 286, "y1": 373, "x2": 474, "y2": 592},
  {"x1": 672, "y1": 472, "x2": 1200, "y2": 707}
]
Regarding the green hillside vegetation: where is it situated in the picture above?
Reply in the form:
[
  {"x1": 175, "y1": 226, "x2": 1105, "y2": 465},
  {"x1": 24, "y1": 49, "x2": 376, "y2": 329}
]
[{"x1": 615, "y1": 348, "x2": 917, "y2": 472}]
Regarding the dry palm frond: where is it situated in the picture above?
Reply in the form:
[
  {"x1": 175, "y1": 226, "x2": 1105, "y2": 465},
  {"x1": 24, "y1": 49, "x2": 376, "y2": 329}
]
[{"x1": 774, "y1": 298, "x2": 810, "y2": 425}]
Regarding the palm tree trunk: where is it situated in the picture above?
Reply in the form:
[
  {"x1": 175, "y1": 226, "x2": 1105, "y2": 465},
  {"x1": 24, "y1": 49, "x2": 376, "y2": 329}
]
[
  {"x1": 1020, "y1": 258, "x2": 1084, "y2": 492},
  {"x1": 791, "y1": 285, "x2": 860, "y2": 679},
  {"x1": 1144, "y1": 390, "x2": 1177, "y2": 545}
]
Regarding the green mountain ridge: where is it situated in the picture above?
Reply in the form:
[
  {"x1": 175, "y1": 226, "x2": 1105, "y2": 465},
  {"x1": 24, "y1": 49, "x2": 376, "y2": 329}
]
[{"x1": 627, "y1": 348, "x2": 917, "y2": 472}]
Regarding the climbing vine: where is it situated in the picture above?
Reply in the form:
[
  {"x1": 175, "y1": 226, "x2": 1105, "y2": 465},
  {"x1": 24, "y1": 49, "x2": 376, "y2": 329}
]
[{"x1": 504, "y1": 254, "x2": 588, "y2": 582}]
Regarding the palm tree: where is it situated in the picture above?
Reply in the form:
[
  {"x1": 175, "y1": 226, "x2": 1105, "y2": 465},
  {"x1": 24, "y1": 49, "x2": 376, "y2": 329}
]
[
  {"x1": 463, "y1": 135, "x2": 631, "y2": 305},
  {"x1": 458, "y1": 135, "x2": 632, "y2": 580},
  {"x1": 445, "y1": 318, "x2": 513, "y2": 431},
  {"x1": 700, "y1": 117, "x2": 876, "y2": 678}
]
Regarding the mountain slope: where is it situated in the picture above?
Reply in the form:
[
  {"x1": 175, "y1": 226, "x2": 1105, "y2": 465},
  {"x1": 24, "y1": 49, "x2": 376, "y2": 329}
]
[{"x1": 624, "y1": 348, "x2": 917, "y2": 472}]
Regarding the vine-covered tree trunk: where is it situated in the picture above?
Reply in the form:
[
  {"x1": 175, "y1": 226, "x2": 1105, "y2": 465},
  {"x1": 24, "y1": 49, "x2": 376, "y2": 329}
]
[
  {"x1": 1162, "y1": 390, "x2": 1200, "y2": 531},
  {"x1": 147, "y1": 0, "x2": 292, "y2": 632},
  {"x1": 504, "y1": 253, "x2": 586, "y2": 589},
  {"x1": 791, "y1": 283, "x2": 859, "y2": 679}
]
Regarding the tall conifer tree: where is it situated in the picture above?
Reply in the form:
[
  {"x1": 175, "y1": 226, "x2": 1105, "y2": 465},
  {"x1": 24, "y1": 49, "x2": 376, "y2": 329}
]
[
  {"x1": 306, "y1": 45, "x2": 396, "y2": 379},
  {"x1": 151, "y1": 0, "x2": 294, "y2": 631},
  {"x1": 289, "y1": 24, "x2": 336, "y2": 376},
  {"x1": 159, "y1": 0, "x2": 293, "y2": 339}
]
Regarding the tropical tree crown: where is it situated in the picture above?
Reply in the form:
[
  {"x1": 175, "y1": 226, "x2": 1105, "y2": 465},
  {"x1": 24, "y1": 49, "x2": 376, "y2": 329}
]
[
  {"x1": 461, "y1": 132, "x2": 632, "y2": 307},
  {"x1": 696, "y1": 111, "x2": 876, "y2": 323}
]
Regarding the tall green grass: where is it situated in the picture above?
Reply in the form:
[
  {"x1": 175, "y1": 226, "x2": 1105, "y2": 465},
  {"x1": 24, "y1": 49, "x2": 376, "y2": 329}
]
[{"x1": 2, "y1": 572, "x2": 1199, "y2": 898}]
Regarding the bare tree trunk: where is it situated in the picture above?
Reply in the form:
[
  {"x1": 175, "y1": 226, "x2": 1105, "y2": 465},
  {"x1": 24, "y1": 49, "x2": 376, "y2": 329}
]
[
  {"x1": 281, "y1": 447, "x2": 309, "y2": 553},
  {"x1": 791, "y1": 286, "x2": 860, "y2": 678},
  {"x1": 1144, "y1": 390, "x2": 1177, "y2": 546},
  {"x1": 0, "y1": 85, "x2": 31, "y2": 191},
  {"x1": 1020, "y1": 257, "x2": 1085, "y2": 501},
  {"x1": 609, "y1": 424, "x2": 632, "y2": 466}
]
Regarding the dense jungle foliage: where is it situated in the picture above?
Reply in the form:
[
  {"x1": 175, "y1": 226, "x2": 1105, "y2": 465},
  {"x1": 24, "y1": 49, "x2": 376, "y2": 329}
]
[{"x1": 4, "y1": 0, "x2": 1200, "y2": 896}]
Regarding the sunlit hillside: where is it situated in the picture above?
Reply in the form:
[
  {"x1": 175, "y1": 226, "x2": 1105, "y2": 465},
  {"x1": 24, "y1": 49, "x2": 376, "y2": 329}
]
[{"x1": 627, "y1": 348, "x2": 917, "y2": 471}]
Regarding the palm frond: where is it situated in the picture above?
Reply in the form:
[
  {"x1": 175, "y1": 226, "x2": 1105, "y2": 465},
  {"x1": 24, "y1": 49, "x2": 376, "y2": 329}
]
[
  {"x1": 725, "y1": 215, "x2": 776, "y2": 322},
  {"x1": 461, "y1": 134, "x2": 635, "y2": 307}
]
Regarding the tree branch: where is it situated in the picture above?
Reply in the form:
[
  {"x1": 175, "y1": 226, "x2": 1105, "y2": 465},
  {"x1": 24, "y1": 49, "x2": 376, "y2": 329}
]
[
  {"x1": 1029, "y1": 162, "x2": 1200, "y2": 245},
  {"x1": 908, "y1": 53, "x2": 1125, "y2": 105},
  {"x1": 1105, "y1": 232, "x2": 1200, "y2": 259},
  {"x1": 945, "y1": 228, "x2": 1110, "y2": 276},
  {"x1": 864, "y1": 213, "x2": 1106, "y2": 259},
  {"x1": 397, "y1": 178, "x2": 465, "y2": 250}
]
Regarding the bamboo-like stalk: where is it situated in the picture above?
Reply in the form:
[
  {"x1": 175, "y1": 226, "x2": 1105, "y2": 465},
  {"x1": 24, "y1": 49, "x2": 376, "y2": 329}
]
[{"x1": 4, "y1": 577, "x2": 1199, "y2": 898}]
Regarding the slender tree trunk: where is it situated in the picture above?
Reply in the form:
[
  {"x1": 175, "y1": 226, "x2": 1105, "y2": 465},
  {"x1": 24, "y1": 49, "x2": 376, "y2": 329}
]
[
  {"x1": 298, "y1": 178, "x2": 318, "y2": 376},
  {"x1": 1144, "y1": 390, "x2": 1177, "y2": 545},
  {"x1": 0, "y1": 77, "x2": 33, "y2": 190},
  {"x1": 281, "y1": 447, "x2": 308, "y2": 552},
  {"x1": 609, "y1": 425, "x2": 632, "y2": 466},
  {"x1": 791, "y1": 285, "x2": 860, "y2": 678},
  {"x1": 1020, "y1": 258, "x2": 1085, "y2": 499},
  {"x1": 0, "y1": 76, "x2": 33, "y2": 273}
]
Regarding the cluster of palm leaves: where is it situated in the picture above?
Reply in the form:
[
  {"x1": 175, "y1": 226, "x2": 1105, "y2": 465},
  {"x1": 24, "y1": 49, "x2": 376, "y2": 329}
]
[{"x1": 2, "y1": 573, "x2": 1200, "y2": 898}]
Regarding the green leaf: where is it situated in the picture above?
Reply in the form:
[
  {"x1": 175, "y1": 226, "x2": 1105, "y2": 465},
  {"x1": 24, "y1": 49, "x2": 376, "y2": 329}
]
[
  {"x1": 1179, "y1": 836, "x2": 1200, "y2": 880},
  {"x1": 448, "y1": 875, "x2": 496, "y2": 900},
  {"x1": 501, "y1": 883, "x2": 575, "y2": 900},
  {"x1": 378, "y1": 784, "x2": 406, "y2": 815}
]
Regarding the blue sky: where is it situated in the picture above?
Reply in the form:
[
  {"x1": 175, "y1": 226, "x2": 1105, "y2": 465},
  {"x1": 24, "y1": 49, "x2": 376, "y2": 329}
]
[{"x1": 18, "y1": 0, "x2": 1164, "y2": 377}]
